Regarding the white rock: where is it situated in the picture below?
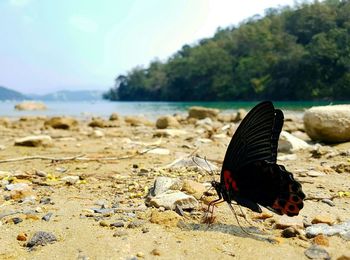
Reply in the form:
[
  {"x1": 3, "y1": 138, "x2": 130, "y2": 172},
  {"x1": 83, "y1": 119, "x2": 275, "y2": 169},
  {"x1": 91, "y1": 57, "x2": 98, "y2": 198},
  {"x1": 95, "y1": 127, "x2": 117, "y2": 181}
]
[
  {"x1": 61, "y1": 175, "x2": 80, "y2": 185},
  {"x1": 278, "y1": 131, "x2": 310, "y2": 153},
  {"x1": 146, "y1": 148, "x2": 170, "y2": 155},
  {"x1": 90, "y1": 130, "x2": 104, "y2": 138},
  {"x1": 196, "y1": 118, "x2": 213, "y2": 126},
  {"x1": 14, "y1": 135, "x2": 52, "y2": 147},
  {"x1": 5, "y1": 183, "x2": 30, "y2": 191},
  {"x1": 148, "y1": 190, "x2": 198, "y2": 210},
  {"x1": 151, "y1": 177, "x2": 182, "y2": 196},
  {"x1": 304, "y1": 104, "x2": 350, "y2": 143}
]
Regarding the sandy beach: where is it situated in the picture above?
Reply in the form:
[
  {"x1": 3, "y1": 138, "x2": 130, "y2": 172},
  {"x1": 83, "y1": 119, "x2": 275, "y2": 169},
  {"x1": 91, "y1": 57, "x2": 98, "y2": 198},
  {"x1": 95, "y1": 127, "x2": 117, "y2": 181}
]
[{"x1": 0, "y1": 111, "x2": 349, "y2": 260}]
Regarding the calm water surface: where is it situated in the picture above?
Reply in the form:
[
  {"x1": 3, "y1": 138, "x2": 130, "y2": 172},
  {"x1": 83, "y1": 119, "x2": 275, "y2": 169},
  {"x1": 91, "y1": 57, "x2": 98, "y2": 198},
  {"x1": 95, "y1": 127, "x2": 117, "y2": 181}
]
[{"x1": 0, "y1": 100, "x2": 349, "y2": 119}]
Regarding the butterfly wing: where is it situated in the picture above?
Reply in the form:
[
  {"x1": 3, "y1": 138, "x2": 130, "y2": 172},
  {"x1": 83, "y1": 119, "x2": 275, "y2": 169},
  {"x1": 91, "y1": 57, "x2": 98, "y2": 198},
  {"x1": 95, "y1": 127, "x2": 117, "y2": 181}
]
[
  {"x1": 220, "y1": 101, "x2": 285, "y2": 213},
  {"x1": 221, "y1": 101, "x2": 283, "y2": 174}
]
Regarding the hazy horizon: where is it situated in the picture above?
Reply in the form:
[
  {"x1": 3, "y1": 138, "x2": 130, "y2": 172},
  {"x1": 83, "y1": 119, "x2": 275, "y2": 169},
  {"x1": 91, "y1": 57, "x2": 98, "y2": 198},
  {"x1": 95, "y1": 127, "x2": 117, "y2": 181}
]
[{"x1": 1, "y1": 0, "x2": 299, "y2": 95}]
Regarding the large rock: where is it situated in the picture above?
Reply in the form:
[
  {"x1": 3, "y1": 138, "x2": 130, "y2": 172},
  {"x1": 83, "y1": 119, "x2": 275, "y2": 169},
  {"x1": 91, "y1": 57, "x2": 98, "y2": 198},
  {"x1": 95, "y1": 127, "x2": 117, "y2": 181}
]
[
  {"x1": 303, "y1": 105, "x2": 350, "y2": 143},
  {"x1": 14, "y1": 101, "x2": 47, "y2": 111},
  {"x1": 44, "y1": 117, "x2": 78, "y2": 130},
  {"x1": 156, "y1": 116, "x2": 180, "y2": 129},
  {"x1": 188, "y1": 106, "x2": 220, "y2": 119},
  {"x1": 15, "y1": 135, "x2": 52, "y2": 147}
]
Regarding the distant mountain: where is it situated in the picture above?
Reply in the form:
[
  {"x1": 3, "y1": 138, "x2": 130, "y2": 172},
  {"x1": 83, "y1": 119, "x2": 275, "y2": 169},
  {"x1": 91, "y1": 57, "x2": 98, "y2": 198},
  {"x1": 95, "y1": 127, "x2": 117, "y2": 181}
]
[
  {"x1": 29, "y1": 90, "x2": 104, "y2": 101},
  {"x1": 0, "y1": 86, "x2": 27, "y2": 100}
]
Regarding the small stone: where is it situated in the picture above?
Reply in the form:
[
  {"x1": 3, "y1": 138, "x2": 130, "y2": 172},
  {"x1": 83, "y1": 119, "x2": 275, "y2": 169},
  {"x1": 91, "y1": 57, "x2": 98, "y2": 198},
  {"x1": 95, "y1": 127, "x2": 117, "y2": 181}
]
[
  {"x1": 109, "y1": 113, "x2": 120, "y2": 121},
  {"x1": 304, "y1": 245, "x2": 330, "y2": 260},
  {"x1": 61, "y1": 175, "x2": 80, "y2": 185},
  {"x1": 313, "y1": 234, "x2": 329, "y2": 246},
  {"x1": 17, "y1": 232, "x2": 27, "y2": 241},
  {"x1": 27, "y1": 231, "x2": 57, "y2": 248},
  {"x1": 12, "y1": 217, "x2": 23, "y2": 224},
  {"x1": 307, "y1": 170, "x2": 326, "y2": 177},
  {"x1": 40, "y1": 197, "x2": 52, "y2": 204},
  {"x1": 188, "y1": 106, "x2": 220, "y2": 119},
  {"x1": 281, "y1": 227, "x2": 298, "y2": 238},
  {"x1": 35, "y1": 207, "x2": 43, "y2": 213},
  {"x1": 275, "y1": 215, "x2": 304, "y2": 229},
  {"x1": 136, "y1": 252, "x2": 145, "y2": 258},
  {"x1": 99, "y1": 221, "x2": 109, "y2": 227},
  {"x1": 42, "y1": 213, "x2": 53, "y2": 222},
  {"x1": 113, "y1": 230, "x2": 128, "y2": 237},
  {"x1": 321, "y1": 199, "x2": 335, "y2": 207},
  {"x1": 142, "y1": 227, "x2": 149, "y2": 233},
  {"x1": 156, "y1": 116, "x2": 180, "y2": 129},
  {"x1": 311, "y1": 215, "x2": 335, "y2": 225},
  {"x1": 127, "y1": 220, "x2": 144, "y2": 229},
  {"x1": 337, "y1": 255, "x2": 350, "y2": 260},
  {"x1": 44, "y1": 116, "x2": 78, "y2": 130},
  {"x1": 151, "y1": 248, "x2": 161, "y2": 256},
  {"x1": 110, "y1": 222, "x2": 124, "y2": 228},
  {"x1": 150, "y1": 210, "x2": 181, "y2": 227},
  {"x1": 252, "y1": 212, "x2": 273, "y2": 220}
]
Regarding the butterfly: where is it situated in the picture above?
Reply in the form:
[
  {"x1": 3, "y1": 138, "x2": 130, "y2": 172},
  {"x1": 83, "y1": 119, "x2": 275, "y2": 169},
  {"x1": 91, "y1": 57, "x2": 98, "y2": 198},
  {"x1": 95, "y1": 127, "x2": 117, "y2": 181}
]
[{"x1": 208, "y1": 101, "x2": 305, "y2": 220}]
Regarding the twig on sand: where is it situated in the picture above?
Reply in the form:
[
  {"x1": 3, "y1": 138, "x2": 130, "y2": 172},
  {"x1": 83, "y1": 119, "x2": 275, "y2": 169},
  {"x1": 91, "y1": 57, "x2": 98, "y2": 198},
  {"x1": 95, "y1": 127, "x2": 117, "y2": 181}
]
[{"x1": 0, "y1": 146, "x2": 160, "y2": 164}]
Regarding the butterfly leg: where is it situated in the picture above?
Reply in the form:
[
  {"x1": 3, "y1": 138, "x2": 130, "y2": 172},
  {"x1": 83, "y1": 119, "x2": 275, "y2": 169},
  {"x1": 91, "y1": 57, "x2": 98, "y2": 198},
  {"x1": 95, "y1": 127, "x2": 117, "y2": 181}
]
[{"x1": 204, "y1": 197, "x2": 225, "y2": 224}]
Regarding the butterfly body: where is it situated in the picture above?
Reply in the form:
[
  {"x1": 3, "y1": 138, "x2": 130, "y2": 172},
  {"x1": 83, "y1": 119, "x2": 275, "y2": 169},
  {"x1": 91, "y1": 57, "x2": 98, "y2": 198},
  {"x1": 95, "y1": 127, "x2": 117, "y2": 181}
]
[{"x1": 211, "y1": 101, "x2": 305, "y2": 217}]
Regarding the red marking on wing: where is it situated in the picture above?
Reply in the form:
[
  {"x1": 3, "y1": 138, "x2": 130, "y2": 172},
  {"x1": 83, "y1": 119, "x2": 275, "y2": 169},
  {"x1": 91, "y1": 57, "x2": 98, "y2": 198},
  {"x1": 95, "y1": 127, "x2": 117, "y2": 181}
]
[{"x1": 223, "y1": 170, "x2": 238, "y2": 192}]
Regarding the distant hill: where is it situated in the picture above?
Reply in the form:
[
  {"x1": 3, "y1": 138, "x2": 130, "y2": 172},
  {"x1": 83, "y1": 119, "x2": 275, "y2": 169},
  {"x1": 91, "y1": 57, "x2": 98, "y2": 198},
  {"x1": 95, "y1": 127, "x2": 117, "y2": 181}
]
[
  {"x1": 0, "y1": 86, "x2": 27, "y2": 100},
  {"x1": 29, "y1": 90, "x2": 104, "y2": 101}
]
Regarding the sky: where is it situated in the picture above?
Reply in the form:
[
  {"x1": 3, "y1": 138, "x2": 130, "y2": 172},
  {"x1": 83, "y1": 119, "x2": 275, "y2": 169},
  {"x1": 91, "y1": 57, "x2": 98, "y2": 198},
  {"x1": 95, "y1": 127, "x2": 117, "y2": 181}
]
[{"x1": 0, "y1": 0, "x2": 298, "y2": 94}]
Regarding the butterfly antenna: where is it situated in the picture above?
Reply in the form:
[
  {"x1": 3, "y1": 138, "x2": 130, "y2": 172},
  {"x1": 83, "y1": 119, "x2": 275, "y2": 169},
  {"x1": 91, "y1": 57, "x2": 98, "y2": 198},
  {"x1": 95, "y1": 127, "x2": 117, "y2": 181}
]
[{"x1": 227, "y1": 203, "x2": 252, "y2": 236}]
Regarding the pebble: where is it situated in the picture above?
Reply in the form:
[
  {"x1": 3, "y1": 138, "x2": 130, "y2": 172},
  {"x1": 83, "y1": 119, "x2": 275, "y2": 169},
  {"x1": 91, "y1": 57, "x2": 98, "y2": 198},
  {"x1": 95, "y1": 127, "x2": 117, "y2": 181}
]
[
  {"x1": 110, "y1": 222, "x2": 124, "y2": 228},
  {"x1": 274, "y1": 215, "x2": 304, "y2": 229},
  {"x1": 337, "y1": 255, "x2": 350, "y2": 260},
  {"x1": 142, "y1": 227, "x2": 149, "y2": 233},
  {"x1": 136, "y1": 252, "x2": 145, "y2": 258},
  {"x1": 281, "y1": 227, "x2": 298, "y2": 238},
  {"x1": 27, "y1": 231, "x2": 57, "y2": 248},
  {"x1": 277, "y1": 154, "x2": 297, "y2": 161},
  {"x1": 127, "y1": 220, "x2": 144, "y2": 229},
  {"x1": 321, "y1": 199, "x2": 335, "y2": 207},
  {"x1": 17, "y1": 232, "x2": 27, "y2": 241},
  {"x1": 61, "y1": 175, "x2": 80, "y2": 185},
  {"x1": 313, "y1": 234, "x2": 329, "y2": 246},
  {"x1": 42, "y1": 213, "x2": 53, "y2": 222},
  {"x1": 12, "y1": 217, "x2": 23, "y2": 224},
  {"x1": 304, "y1": 245, "x2": 330, "y2": 260},
  {"x1": 307, "y1": 170, "x2": 326, "y2": 177},
  {"x1": 311, "y1": 215, "x2": 335, "y2": 225},
  {"x1": 40, "y1": 197, "x2": 52, "y2": 204},
  {"x1": 151, "y1": 248, "x2": 161, "y2": 256},
  {"x1": 99, "y1": 221, "x2": 109, "y2": 227},
  {"x1": 113, "y1": 230, "x2": 128, "y2": 237}
]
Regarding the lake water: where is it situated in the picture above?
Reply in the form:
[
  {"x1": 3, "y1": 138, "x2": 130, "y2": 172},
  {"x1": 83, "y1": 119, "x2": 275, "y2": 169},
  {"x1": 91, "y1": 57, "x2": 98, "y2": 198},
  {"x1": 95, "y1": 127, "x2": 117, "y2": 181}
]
[{"x1": 0, "y1": 100, "x2": 349, "y2": 119}]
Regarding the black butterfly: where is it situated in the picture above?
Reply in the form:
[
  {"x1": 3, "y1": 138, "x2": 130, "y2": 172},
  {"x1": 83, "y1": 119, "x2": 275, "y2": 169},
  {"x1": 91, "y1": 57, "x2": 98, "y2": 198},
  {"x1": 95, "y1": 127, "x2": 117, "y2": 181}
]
[{"x1": 209, "y1": 101, "x2": 305, "y2": 219}]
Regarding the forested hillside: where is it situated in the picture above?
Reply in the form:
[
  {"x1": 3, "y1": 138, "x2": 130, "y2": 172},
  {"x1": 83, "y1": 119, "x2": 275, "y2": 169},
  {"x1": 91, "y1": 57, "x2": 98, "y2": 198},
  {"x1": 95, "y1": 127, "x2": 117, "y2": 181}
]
[{"x1": 104, "y1": 0, "x2": 350, "y2": 101}]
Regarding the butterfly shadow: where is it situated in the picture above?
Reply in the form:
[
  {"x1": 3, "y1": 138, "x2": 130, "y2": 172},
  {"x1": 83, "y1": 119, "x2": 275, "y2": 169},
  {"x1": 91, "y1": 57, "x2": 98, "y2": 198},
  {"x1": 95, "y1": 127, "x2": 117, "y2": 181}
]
[{"x1": 179, "y1": 222, "x2": 276, "y2": 243}]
